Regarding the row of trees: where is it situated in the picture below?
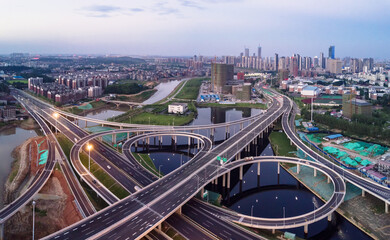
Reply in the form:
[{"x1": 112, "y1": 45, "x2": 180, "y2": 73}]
[
  {"x1": 104, "y1": 82, "x2": 147, "y2": 95},
  {"x1": 301, "y1": 108, "x2": 390, "y2": 140}
]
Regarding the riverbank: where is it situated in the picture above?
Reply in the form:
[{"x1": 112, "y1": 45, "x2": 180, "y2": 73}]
[
  {"x1": 0, "y1": 116, "x2": 40, "y2": 132},
  {"x1": 4, "y1": 136, "x2": 83, "y2": 239},
  {"x1": 268, "y1": 130, "x2": 385, "y2": 240}
]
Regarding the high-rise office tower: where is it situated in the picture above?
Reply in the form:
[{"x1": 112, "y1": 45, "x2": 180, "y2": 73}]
[
  {"x1": 320, "y1": 52, "x2": 325, "y2": 68},
  {"x1": 245, "y1": 48, "x2": 249, "y2": 57},
  {"x1": 329, "y1": 46, "x2": 335, "y2": 59},
  {"x1": 211, "y1": 63, "x2": 234, "y2": 94},
  {"x1": 274, "y1": 53, "x2": 279, "y2": 71},
  {"x1": 257, "y1": 46, "x2": 262, "y2": 59},
  {"x1": 313, "y1": 56, "x2": 319, "y2": 67}
]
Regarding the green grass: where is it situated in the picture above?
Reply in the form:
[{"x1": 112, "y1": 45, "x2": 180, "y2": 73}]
[
  {"x1": 134, "y1": 153, "x2": 161, "y2": 177},
  {"x1": 197, "y1": 102, "x2": 267, "y2": 109},
  {"x1": 268, "y1": 131, "x2": 297, "y2": 157},
  {"x1": 90, "y1": 100, "x2": 107, "y2": 108},
  {"x1": 7, "y1": 79, "x2": 28, "y2": 84},
  {"x1": 57, "y1": 134, "x2": 129, "y2": 199},
  {"x1": 127, "y1": 112, "x2": 194, "y2": 126},
  {"x1": 175, "y1": 78, "x2": 207, "y2": 100},
  {"x1": 79, "y1": 152, "x2": 129, "y2": 199},
  {"x1": 8, "y1": 159, "x2": 20, "y2": 183}
]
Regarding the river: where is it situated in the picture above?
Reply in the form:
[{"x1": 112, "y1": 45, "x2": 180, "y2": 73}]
[
  {"x1": 142, "y1": 80, "x2": 182, "y2": 104},
  {"x1": 0, "y1": 127, "x2": 38, "y2": 208}
]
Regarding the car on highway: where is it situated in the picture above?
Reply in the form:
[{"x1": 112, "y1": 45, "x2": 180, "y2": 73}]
[{"x1": 107, "y1": 165, "x2": 111, "y2": 169}]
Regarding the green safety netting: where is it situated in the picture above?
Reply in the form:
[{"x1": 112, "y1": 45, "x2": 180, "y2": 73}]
[
  {"x1": 342, "y1": 157, "x2": 358, "y2": 166},
  {"x1": 39, "y1": 150, "x2": 48, "y2": 165},
  {"x1": 86, "y1": 126, "x2": 130, "y2": 144},
  {"x1": 77, "y1": 103, "x2": 93, "y2": 110},
  {"x1": 343, "y1": 141, "x2": 388, "y2": 157},
  {"x1": 361, "y1": 159, "x2": 371, "y2": 166},
  {"x1": 336, "y1": 151, "x2": 348, "y2": 159},
  {"x1": 306, "y1": 134, "x2": 323, "y2": 143},
  {"x1": 323, "y1": 146, "x2": 339, "y2": 154}
]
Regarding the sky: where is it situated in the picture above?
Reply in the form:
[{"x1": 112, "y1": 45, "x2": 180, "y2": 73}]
[{"x1": 1, "y1": 0, "x2": 390, "y2": 58}]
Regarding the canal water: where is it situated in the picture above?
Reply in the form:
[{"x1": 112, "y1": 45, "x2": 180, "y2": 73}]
[
  {"x1": 0, "y1": 127, "x2": 38, "y2": 208},
  {"x1": 135, "y1": 107, "x2": 372, "y2": 240},
  {"x1": 142, "y1": 80, "x2": 182, "y2": 104}
]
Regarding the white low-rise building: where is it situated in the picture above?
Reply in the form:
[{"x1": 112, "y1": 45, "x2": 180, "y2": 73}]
[{"x1": 168, "y1": 103, "x2": 188, "y2": 114}]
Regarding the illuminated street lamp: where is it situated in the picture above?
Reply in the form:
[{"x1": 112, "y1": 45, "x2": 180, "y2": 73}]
[{"x1": 87, "y1": 144, "x2": 93, "y2": 171}]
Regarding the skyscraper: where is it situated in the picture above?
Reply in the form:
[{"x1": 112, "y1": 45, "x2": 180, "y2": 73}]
[
  {"x1": 245, "y1": 48, "x2": 249, "y2": 57},
  {"x1": 320, "y1": 52, "x2": 325, "y2": 68},
  {"x1": 274, "y1": 53, "x2": 279, "y2": 71},
  {"x1": 211, "y1": 63, "x2": 234, "y2": 94},
  {"x1": 328, "y1": 46, "x2": 335, "y2": 59},
  {"x1": 257, "y1": 46, "x2": 262, "y2": 59}
]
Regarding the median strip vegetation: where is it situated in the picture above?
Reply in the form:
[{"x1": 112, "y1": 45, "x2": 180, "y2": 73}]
[
  {"x1": 268, "y1": 131, "x2": 297, "y2": 157},
  {"x1": 133, "y1": 153, "x2": 161, "y2": 177},
  {"x1": 56, "y1": 134, "x2": 129, "y2": 199}
]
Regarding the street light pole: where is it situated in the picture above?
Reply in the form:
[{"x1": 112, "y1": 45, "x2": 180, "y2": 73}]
[
  {"x1": 251, "y1": 205, "x2": 254, "y2": 226},
  {"x1": 87, "y1": 144, "x2": 92, "y2": 172},
  {"x1": 32, "y1": 200, "x2": 36, "y2": 240},
  {"x1": 159, "y1": 165, "x2": 163, "y2": 178}
]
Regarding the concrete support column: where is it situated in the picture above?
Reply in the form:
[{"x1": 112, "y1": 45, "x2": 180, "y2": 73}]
[
  {"x1": 0, "y1": 223, "x2": 4, "y2": 240},
  {"x1": 135, "y1": 141, "x2": 138, "y2": 148},
  {"x1": 240, "y1": 123, "x2": 243, "y2": 130},
  {"x1": 239, "y1": 166, "x2": 243, "y2": 180},
  {"x1": 314, "y1": 168, "x2": 317, "y2": 177},
  {"x1": 272, "y1": 229, "x2": 275, "y2": 234},
  {"x1": 85, "y1": 120, "x2": 87, "y2": 128},
  {"x1": 176, "y1": 206, "x2": 182, "y2": 215},
  {"x1": 257, "y1": 162, "x2": 260, "y2": 176},
  {"x1": 227, "y1": 171, "x2": 231, "y2": 189},
  {"x1": 197, "y1": 139, "x2": 200, "y2": 149},
  {"x1": 127, "y1": 132, "x2": 129, "y2": 140},
  {"x1": 211, "y1": 128, "x2": 215, "y2": 138},
  {"x1": 200, "y1": 188, "x2": 204, "y2": 198},
  {"x1": 112, "y1": 134, "x2": 116, "y2": 145},
  {"x1": 362, "y1": 190, "x2": 365, "y2": 197},
  {"x1": 277, "y1": 162, "x2": 280, "y2": 175},
  {"x1": 158, "y1": 224, "x2": 162, "y2": 231},
  {"x1": 327, "y1": 214, "x2": 332, "y2": 221},
  {"x1": 215, "y1": 177, "x2": 218, "y2": 185},
  {"x1": 385, "y1": 202, "x2": 389, "y2": 214},
  {"x1": 327, "y1": 176, "x2": 330, "y2": 184},
  {"x1": 304, "y1": 224, "x2": 308, "y2": 234},
  {"x1": 297, "y1": 164, "x2": 300, "y2": 174},
  {"x1": 188, "y1": 137, "x2": 191, "y2": 146},
  {"x1": 222, "y1": 174, "x2": 226, "y2": 187}
]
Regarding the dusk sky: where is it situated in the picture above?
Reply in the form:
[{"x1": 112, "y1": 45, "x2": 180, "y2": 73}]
[{"x1": 1, "y1": 0, "x2": 390, "y2": 58}]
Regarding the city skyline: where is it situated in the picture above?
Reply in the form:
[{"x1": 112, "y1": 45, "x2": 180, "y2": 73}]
[{"x1": 1, "y1": 0, "x2": 390, "y2": 58}]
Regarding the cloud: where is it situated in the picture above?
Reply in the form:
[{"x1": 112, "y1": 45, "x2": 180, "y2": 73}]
[
  {"x1": 80, "y1": 5, "x2": 144, "y2": 17},
  {"x1": 179, "y1": 0, "x2": 204, "y2": 9},
  {"x1": 153, "y1": 2, "x2": 180, "y2": 15}
]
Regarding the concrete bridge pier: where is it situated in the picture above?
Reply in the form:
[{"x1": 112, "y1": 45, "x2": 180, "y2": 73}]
[
  {"x1": 240, "y1": 123, "x2": 243, "y2": 131},
  {"x1": 297, "y1": 164, "x2": 300, "y2": 174},
  {"x1": 385, "y1": 202, "x2": 389, "y2": 214},
  {"x1": 362, "y1": 190, "x2": 365, "y2": 197},
  {"x1": 239, "y1": 166, "x2": 243, "y2": 180},
  {"x1": 176, "y1": 207, "x2": 182, "y2": 215},
  {"x1": 222, "y1": 174, "x2": 226, "y2": 187},
  {"x1": 127, "y1": 132, "x2": 130, "y2": 140},
  {"x1": 227, "y1": 172, "x2": 231, "y2": 189},
  {"x1": 159, "y1": 136, "x2": 163, "y2": 145},
  {"x1": 188, "y1": 137, "x2": 191, "y2": 146},
  {"x1": 304, "y1": 224, "x2": 308, "y2": 234},
  {"x1": 257, "y1": 162, "x2": 261, "y2": 176},
  {"x1": 327, "y1": 176, "x2": 330, "y2": 184},
  {"x1": 85, "y1": 120, "x2": 88, "y2": 128},
  {"x1": 112, "y1": 134, "x2": 116, "y2": 145},
  {"x1": 277, "y1": 162, "x2": 280, "y2": 175},
  {"x1": 313, "y1": 168, "x2": 317, "y2": 177},
  {"x1": 197, "y1": 139, "x2": 200, "y2": 149},
  {"x1": 215, "y1": 177, "x2": 218, "y2": 185},
  {"x1": 158, "y1": 224, "x2": 162, "y2": 231},
  {"x1": 0, "y1": 223, "x2": 4, "y2": 240},
  {"x1": 327, "y1": 214, "x2": 332, "y2": 221},
  {"x1": 200, "y1": 188, "x2": 204, "y2": 198},
  {"x1": 226, "y1": 126, "x2": 230, "y2": 139}
]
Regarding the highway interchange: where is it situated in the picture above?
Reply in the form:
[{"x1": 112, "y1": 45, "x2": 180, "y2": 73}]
[{"x1": 3, "y1": 86, "x2": 389, "y2": 239}]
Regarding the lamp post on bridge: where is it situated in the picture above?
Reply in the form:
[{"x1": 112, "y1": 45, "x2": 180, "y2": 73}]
[{"x1": 87, "y1": 144, "x2": 93, "y2": 172}]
